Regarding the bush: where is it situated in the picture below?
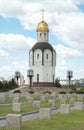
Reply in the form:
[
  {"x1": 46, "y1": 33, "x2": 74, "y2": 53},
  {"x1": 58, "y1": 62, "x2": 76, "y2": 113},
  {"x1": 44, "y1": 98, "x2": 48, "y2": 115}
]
[
  {"x1": 69, "y1": 91, "x2": 75, "y2": 94},
  {"x1": 29, "y1": 90, "x2": 34, "y2": 94},
  {"x1": 59, "y1": 91, "x2": 66, "y2": 94},
  {"x1": 75, "y1": 90, "x2": 84, "y2": 94},
  {"x1": 43, "y1": 91, "x2": 51, "y2": 94},
  {"x1": 13, "y1": 90, "x2": 21, "y2": 93},
  {"x1": 0, "y1": 89, "x2": 11, "y2": 92}
]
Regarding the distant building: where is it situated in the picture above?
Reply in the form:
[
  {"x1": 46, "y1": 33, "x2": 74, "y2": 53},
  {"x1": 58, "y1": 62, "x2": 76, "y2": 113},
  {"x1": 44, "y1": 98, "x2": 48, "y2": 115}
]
[
  {"x1": 60, "y1": 79, "x2": 84, "y2": 86},
  {"x1": 79, "y1": 78, "x2": 84, "y2": 84}
]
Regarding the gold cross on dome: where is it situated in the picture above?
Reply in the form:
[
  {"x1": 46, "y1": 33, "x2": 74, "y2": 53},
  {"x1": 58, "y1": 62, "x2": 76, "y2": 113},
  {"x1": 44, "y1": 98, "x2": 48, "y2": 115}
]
[{"x1": 41, "y1": 9, "x2": 45, "y2": 20}]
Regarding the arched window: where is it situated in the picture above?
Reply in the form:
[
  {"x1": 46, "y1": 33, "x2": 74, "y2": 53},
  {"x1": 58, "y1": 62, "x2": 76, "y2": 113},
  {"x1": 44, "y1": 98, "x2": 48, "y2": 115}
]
[
  {"x1": 40, "y1": 33, "x2": 42, "y2": 38},
  {"x1": 46, "y1": 54, "x2": 48, "y2": 59},
  {"x1": 37, "y1": 54, "x2": 39, "y2": 59},
  {"x1": 37, "y1": 74, "x2": 39, "y2": 82},
  {"x1": 44, "y1": 33, "x2": 46, "y2": 38}
]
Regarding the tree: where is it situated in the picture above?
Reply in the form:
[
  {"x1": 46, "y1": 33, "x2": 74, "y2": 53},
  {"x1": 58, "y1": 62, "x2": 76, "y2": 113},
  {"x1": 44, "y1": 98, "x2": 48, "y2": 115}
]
[
  {"x1": 0, "y1": 78, "x2": 17, "y2": 91},
  {"x1": 0, "y1": 81, "x2": 3, "y2": 89},
  {"x1": 55, "y1": 78, "x2": 61, "y2": 88},
  {"x1": 8, "y1": 78, "x2": 17, "y2": 89}
]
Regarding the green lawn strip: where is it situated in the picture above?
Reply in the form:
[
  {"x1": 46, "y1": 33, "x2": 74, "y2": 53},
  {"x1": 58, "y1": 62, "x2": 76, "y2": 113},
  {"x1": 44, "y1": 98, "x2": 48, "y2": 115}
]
[
  {"x1": 40, "y1": 101, "x2": 48, "y2": 108},
  {"x1": 5, "y1": 96, "x2": 27, "y2": 103},
  {"x1": 1, "y1": 109, "x2": 84, "y2": 130},
  {"x1": 0, "y1": 105, "x2": 12, "y2": 117},
  {"x1": 0, "y1": 103, "x2": 38, "y2": 116},
  {"x1": 56, "y1": 98, "x2": 60, "y2": 108},
  {"x1": 0, "y1": 99, "x2": 61, "y2": 116},
  {"x1": 5, "y1": 97, "x2": 13, "y2": 103},
  {"x1": 20, "y1": 96, "x2": 27, "y2": 102},
  {"x1": 22, "y1": 110, "x2": 84, "y2": 130},
  {"x1": 0, "y1": 101, "x2": 51, "y2": 116},
  {"x1": 21, "y1": 102, "x2": 38, "y2": 113}
]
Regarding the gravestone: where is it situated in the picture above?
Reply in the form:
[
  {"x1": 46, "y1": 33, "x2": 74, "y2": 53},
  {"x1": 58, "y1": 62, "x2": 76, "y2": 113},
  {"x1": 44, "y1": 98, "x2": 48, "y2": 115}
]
[
  {"x1": 25, "y1": 93, "x2": 31, "y2": 100},
  {"x1": 45, "y1": 93, "x2": 50, "y2": 100},
  {"x1": 48, "y1": 100, "x2": 56, "y2": 109},
  {"x1": 60, "y1": 99, "x2": 66, "y2": 104},
  {"x1": 70, "y1": 98, "x2": 75, "y2": 105},
  {"x1": 40, "y1": 95, "x2": 46, "y2": 102},
  {"x1": 39, "y1": 108, "x2": 51, "y2": 119},
  {"x1": 58, "y1": 94, "x2": 63, "y2": 99},
  {"x1": 13, "y1": 97, "x2": 19, "y2": 103},
  {"x1": 6, "y1": 114, "x2": 22, "y2": 130},
  {"x1": 33, "y1": 101, "x2": 40, "y2": 108},
  {"x1": 77, "y1": 96, "x2": 83, "y2": 102},
  {"x1": 34, "y1": 93, "x2": 40, "y2": 101},
  {"x1": 27, "y1": 97, "x2": 33, "y2": 102},
  {"x1": 60, "y1": 104, "x2": 71, "y2": 114},
  {"x1": 0, "y1": 93, "x2": 5, "y2": 103},
  {"x1": 74, "y1": 102, "x2": 83, "y2": 110},
  {"x1": 12, "y1": 103, "x2": 22, "y2": 112}
]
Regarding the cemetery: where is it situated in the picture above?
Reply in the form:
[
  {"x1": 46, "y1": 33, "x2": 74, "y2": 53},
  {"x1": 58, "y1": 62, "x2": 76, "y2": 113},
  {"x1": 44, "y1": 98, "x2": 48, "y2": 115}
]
[{"x1": 0, "y1": 90, "x2": 84, "y2": 130}]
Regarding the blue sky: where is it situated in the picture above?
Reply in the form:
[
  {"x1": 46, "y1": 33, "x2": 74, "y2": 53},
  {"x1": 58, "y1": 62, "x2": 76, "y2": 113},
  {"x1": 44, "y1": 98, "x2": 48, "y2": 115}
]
[{"x1": 0, "y1": 0, "x2": 84, "y2": 82}]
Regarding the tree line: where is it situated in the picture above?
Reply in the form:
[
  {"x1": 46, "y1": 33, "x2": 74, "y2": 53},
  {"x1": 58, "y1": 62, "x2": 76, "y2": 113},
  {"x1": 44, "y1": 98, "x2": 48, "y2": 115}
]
[{"x1": 0, "y1": 78, "x2": 17, "y2": 91}]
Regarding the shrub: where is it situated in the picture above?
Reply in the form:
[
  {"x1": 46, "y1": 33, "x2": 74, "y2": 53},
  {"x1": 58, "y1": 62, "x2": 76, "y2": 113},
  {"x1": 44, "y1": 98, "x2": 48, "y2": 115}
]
[
  {"x1": 13, "y1": 90, "x2": 21, "y2": 93},
  {"x1": 75, "y1": 90, "x2": 84, "y2": 94},
  {"x1": 43, "y1": 91, "x2": 51, "y2": 94},
  {"x1": 59, "y1": 91, "x2": 66, "y2": 94},
  {"x1": 29, "y1": 90, "x2": 34, "y2": 94},
  {"x1": 0, "y1": 89, "x2": 11, "y2": 92}
]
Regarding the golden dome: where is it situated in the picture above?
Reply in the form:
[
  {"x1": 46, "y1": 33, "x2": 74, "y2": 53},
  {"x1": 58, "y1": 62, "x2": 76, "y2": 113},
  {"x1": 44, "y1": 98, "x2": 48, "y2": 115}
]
[{"x1": 37, "y1": 20, "x2": 49, "y2": 32}]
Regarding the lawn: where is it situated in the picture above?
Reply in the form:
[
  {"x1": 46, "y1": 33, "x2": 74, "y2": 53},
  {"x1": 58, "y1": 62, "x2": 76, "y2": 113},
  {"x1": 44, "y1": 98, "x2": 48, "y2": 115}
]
[
  {"x1": 22, "y1": 110, "x2": 84, "y2": 130},
  {"x1": 0, "y1": 98, "x2": 61, "y2": 116},
  {"x1": 1, "y1": 110, "x2": 84, "y2": 130},
  {"x1": 0, "y1": 102, "x2": 38, "y2": 116},
  {"x1": 5, "y1": 96, "x2": 27, "y2": 103}
]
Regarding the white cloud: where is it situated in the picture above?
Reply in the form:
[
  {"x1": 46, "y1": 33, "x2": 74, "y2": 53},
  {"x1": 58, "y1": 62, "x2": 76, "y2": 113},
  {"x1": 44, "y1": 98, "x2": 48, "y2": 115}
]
[
  {"x1": 53, "y1": 44, "x2": 84, "y2": 79},
  {"x1": 0, "y1": 59, "x2": 28, "y2": 80},
  {"x1": 0, "y1": 49, "x2": 9, "y2": 57},
  {"x1": 53, "y1": 12, "x2": 84, "y2": 50},
  {"x1": 0, "y1": 34, "x2": 36, "y2": 50},
  {"x1": 0, "y1": 0, "x2": 84, "y2": 51},
  {"x1": 54, "y1": 44, "x2": 83, "y2": 59},
  {"x1": 0, "y1": 0, "x2": 79, "y2": 27}
]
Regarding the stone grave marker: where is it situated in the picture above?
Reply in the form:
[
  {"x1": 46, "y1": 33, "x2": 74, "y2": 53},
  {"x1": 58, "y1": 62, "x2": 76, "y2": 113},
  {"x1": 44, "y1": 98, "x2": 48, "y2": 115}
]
[
  {"x1": 39, "y1": 108, "x2": 51, "y2": 119},
  {"x1": 6, "y1": 114, "x2": 22, "y2": 130},
  {"x1": 48, "y1": 100, "x2": 56, "y2": 109},
  {"x1": 33, "y1": 101, "x2": 40, "y2": 109},
  {"x1": 12, "y1": 103, "x2": 22, "y2": 112},
  {"x1": 60, "y1": 104, "x2": 71, "y2": 114},
  {"x1": 74, "y1": 102, "x2": 83, "y2": 110}
]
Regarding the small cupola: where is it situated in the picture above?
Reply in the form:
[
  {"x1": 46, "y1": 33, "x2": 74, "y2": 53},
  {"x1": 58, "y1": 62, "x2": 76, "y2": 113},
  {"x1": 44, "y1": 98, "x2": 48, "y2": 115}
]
[
  {"x1": 37, "y1": 20, "x2": 49, "y2": 32},
  {"x1": 36, "y1": 9, "x2": 49, "y2": 42}
]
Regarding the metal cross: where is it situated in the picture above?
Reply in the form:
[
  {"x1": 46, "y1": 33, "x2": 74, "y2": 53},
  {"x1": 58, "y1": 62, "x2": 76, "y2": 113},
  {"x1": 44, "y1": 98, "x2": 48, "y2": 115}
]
[{"x1": 41, "y1": 9, "x2": 45, "y2": 20}]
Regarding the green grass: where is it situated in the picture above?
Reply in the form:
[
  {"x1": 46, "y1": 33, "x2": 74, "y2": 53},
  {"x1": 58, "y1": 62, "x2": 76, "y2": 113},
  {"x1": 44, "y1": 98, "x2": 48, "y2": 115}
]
[
  {"x1": 0, "y1": 98, "x2": 63, "y2": 117},
  {"x1": 5, "y1": 97, "x2": 13, "y2": 103},
  {"x1": 0, "y1": 105, "x2": 12, "y2": 116},
  {"x1": 22, "y1": 110, "x2": 84, "y2": 130},
  {"x1": 0, "y1": 103, "x2": 38, "y2": 116},
  {"x1": 5, "y1": 96, "x2": 27, "y2": 103},
  {"x1": 0, "y1": 101, "x2": 53, "y2": 116},
  {"x1": 1, "y1": 110, "x2": 84, "y2": 130}
]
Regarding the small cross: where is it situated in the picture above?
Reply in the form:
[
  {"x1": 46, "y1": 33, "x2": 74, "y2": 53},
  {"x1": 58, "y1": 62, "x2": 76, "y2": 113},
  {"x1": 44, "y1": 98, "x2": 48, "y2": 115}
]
[{"x1": 41, "y1": 9, "x2": 45, "y2": 20}]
